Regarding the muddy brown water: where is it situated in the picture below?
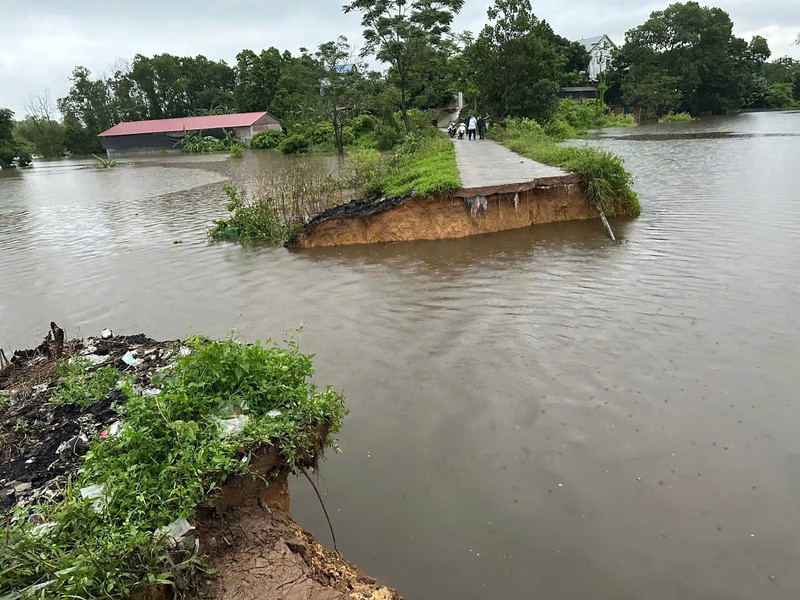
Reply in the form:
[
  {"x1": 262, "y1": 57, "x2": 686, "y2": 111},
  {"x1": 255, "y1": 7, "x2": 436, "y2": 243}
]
[{"x1": 1, "y1": 111, "x2": 799, "y2": 599}]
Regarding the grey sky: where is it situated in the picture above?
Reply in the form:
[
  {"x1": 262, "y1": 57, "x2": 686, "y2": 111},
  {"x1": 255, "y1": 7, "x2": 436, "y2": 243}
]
[{"x1": 1, "y1": 0, "x2": 798, "y2": 117}]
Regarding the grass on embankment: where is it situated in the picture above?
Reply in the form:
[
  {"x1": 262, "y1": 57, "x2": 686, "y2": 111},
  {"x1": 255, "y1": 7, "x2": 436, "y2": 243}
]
[
  {"x1": 0, "y1": 337, "x2": 346, "y2": 599},
  {"x1": 490, "y1": 118, "x2": 641, "y2": 217},
  {"x1": 348, "y1": 129, "x2": 461, "y2": 198}
]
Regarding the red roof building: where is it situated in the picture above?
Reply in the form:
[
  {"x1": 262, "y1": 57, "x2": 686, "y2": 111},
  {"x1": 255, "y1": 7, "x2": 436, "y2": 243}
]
[{"x1": 98, "y1": 111, "x2": 282, "y2": 155}]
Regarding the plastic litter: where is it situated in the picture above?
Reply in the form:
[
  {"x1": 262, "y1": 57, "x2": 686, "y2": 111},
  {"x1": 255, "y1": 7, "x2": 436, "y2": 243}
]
[
  {"x1": 212, "y1": 415, "x2": 249, "y2": 436},
  {"x1": 82, "y1": 354, "x2": 108, "y2": 366},
  {"x1": 141, "y1": 387, "x2": 161, "y2": 397},
  {"x1": 108, "y1": 421, "x2": 122, "y2": 437},
  {"x1": 156, "y1": 517, "x2": 195, "y2": 550},
  {"x1": 80, "y1": 483, "x2": 107, "y2": 513},
  {"x1": 179, "y1": 346, "x2": 192, "y2": 356},
  {"x1": 100, "y1": 328, "x2": 113, "y2": 339},
  {"x1": 121, "y1": 351, "x2": 140, "y2": 367},
  {"x1": 267, "y1": 409, "x2": 282, "y2": 418},
  {"x1": 30, "y1": 522, "x2": 57, "y2": 538}
]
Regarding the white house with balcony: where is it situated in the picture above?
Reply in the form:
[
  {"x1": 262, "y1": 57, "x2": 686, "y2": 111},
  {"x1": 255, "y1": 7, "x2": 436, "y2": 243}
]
[{"x1": 578, "y1": 35, "x2": 617, "y2": 82}]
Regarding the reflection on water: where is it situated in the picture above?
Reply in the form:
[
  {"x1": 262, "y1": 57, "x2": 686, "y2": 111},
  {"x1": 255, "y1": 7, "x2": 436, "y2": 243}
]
[{"x1": 1, "y1": 112, "x2": 800, "y2": 599}]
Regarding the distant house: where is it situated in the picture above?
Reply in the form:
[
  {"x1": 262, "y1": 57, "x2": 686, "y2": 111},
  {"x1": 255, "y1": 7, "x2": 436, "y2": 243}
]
[
  {"x1": 577, "y1": 35, "x2": 617, "y2": 82},
  {"x1": 557, "y1": 86, "x2": 599, "y2": 102},
  {"x1": 98, "y1": 111, "x2": 282, "y2": 156}
]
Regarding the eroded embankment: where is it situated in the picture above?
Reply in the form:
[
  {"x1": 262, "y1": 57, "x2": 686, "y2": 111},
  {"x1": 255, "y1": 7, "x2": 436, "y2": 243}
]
[
  {"x1": 288, "y1": 174, "x2": 590, "y2": 248},
  {"x1": 0, "y1": 327, "x2": 400, "y2": 600}
]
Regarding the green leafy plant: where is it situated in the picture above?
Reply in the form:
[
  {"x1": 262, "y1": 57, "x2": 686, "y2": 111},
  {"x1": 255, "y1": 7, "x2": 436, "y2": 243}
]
[
  {"x1": 91, "y1": 153, "x2": 120, "y2": 168},
  {"x1": 229, "y1": 144, "x2": 244, "y2": 159},
  {"x1": 493, "y1": 118, "x2": 640, "y2": 217},
  {"x1": 0, "y1": 337, "x2": 346, "y2": 599},
  {"x1": 250, "y1": 129, "x2": 285, "y2": 150},
  {"x1": 50, "y1": 360, "x2": 122, "y2": 408},
  {"x1": 209, "y1": 163, "x2": 345, "y2": 244},
  {"x1": 658, "y1": 111, "x2": 696, "y2": 123},
  {"x1": 279, "y1": 134, "x2": 311, "y2": 155}
]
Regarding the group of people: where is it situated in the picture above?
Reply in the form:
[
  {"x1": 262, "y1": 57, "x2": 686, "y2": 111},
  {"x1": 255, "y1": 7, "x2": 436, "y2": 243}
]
[{"x1": 448, "y1": 114, "x2": 491, "y2": 140}]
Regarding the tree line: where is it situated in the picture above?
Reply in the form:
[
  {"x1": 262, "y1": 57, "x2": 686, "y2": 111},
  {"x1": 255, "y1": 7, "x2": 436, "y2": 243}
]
[{"x1": 2, "y1": 0, "x2": 799, "y2": 164}]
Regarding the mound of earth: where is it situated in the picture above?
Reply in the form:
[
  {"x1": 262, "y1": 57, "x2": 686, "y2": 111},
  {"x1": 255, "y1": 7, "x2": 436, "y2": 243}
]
[{"x1": 0, "y1": 325, "x2": 401, "y2": 600}]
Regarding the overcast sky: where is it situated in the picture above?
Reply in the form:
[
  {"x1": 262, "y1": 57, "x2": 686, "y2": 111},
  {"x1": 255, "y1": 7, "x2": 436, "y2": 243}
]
[{"x1": 1, "y1": 0, "x2": 798, "y2": 117}]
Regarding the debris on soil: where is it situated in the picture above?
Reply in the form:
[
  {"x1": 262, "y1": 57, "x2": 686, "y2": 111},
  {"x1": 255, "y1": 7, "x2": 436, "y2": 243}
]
[
  {"x1": 0, "y1": 328, "x2": 180, "y2": 511},
  {"x1": 286, "y1": 192, "x2": 413, "y2": 243},
  {"x1": 0, "y1": 325, "x2": 401, "y2": 600}
]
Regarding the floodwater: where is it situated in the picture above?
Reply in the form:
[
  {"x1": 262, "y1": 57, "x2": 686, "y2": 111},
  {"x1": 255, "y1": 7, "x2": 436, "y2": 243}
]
[{"x1": 1, "y1": 111, "x2": 799, "y2": 599}]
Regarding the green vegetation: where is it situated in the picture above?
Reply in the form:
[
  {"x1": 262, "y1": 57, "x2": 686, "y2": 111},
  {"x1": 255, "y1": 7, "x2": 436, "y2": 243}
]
[
  {"x1": 344, "y1": 0, "x2": 464, "y2": 133},
  {"x1": 491, "y1": 118, "x2": 640, "y2": 217},
  {"x1": 50, "y1": 358, "x2": 122, "y2": 407},
  {"x1": 547, "y1": 99, "x2": 636, "y2": 138},
  {"x1": 210, "y1": 162, "x2": 345, "y2": 244},
  {"x1": 0, "y1": 108, "x2": 32, "y2": 168},
  {"x1": 42, "y1": 0, "x2": 798, "y2": 158},
  {"x1": 0, "y1": 337, "x2": 346, "y2": 599},
  {"x1": 210, "y1": 182, "x2": 295, "y2": 243},
  {"x1": 658, "y1": 112, "x2": 696, "y2": 123},
  {"x1": 92, "y1": 153, "x2": 121, "y2": 168},
  {"x1": 607, "y1": 2, "x2": 799, "y2": 117},
  {"x1": 180, "y1": 130, "x2": 242, "y2": 154},
  {"x1": 250, "y1": 129, "x2": 285, "y2": 149},
  {"x1": 229, "y1": 144, "x2": 244, "y2": 159},
  {"x1": 358, "y1": 131, "x2": 461, "y2": 197}
]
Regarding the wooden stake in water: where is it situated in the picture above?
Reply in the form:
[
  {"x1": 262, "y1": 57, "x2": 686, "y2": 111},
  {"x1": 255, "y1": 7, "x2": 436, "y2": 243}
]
[{"x1": 598, "y1": 209, "x2": 616, "y2": 241}]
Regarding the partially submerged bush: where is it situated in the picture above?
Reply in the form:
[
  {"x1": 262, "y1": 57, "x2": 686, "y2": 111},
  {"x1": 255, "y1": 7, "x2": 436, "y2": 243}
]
[
  {"x1": 495, "y1": 118, "x2": 640, "y2": 217},
  {"x1": 0, "y1": 337, "x2": 346, "y2": 599},
  {"x1": 658, "y1": 111, "x2": 696, "y2": 123},
  {"x1": 279, "y1": 134, "x2": 311, "y2": 155},
  {"x1": 210, "y1": 162, "x2": 346, "y2": 243},
  {"x1": 250, "y1": 129, "x2": 285, "y2": 150}
]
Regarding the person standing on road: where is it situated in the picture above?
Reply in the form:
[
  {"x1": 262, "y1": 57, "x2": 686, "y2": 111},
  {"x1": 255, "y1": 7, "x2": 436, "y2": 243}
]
[
  {"x1": 477, "y1": 115, "x2": 486, "y2": 139},
  {"x1": 467, "y1": 115, "x2": 477, "y2": 140}
]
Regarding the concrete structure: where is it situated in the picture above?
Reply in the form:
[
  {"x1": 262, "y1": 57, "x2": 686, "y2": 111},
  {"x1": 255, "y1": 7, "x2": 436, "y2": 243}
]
[
  {"x1": 98, "y1": 112, "x2": 281, "y2": 156},
  {"x1": 289, "y1": 139, "x2": 593, "y2": 248},
  {"x1": 578, "y1": 35, "x2": 617, "y2": 82}
]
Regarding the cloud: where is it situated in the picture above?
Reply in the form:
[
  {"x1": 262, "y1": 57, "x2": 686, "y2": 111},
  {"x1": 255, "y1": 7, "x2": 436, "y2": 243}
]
[{"x1": 1, "y1": 0, "x2": 798, "y2": 116}]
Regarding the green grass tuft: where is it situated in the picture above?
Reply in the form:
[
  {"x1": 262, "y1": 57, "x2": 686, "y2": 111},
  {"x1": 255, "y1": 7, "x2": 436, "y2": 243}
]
[{"x1": 50, "y1": 358, "x2": 122, "y2": 408}]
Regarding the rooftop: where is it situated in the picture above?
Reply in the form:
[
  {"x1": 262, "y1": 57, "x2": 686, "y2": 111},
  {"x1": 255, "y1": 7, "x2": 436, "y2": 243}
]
[{"x1": 98, "y1": 112, "x2": 278, "y2": 137}]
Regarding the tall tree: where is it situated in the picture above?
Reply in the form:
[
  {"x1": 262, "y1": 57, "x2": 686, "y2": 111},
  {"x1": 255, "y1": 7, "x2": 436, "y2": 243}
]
[
  {"x1": 343, "y1": 0, "x2": 465, "y2": 133},
  {"x1": 465, "y1": 0, "x2": 566, "y2": 121},
  {"x1": 316, "y1": 37, "x2": 366, "y2": 154},
  {"x1": 234, "y1": 47, "x2": 284, "y2": 113},
  {"x1": 613, "y1": 2, "x2": 750, "y2": 116},
  {"x1": 15, "y1": 91, "x2": 66, "y2": 157}
]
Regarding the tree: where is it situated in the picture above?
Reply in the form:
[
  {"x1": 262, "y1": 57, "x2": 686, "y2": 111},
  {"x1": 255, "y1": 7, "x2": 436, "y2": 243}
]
[
  {"x1": 57, "y1": 66, "x2": 116, "y2": 154},
  {"x1": 234, "y1": 48, "x2": 284, "y2": 113},
  {"x1": 0, "y1": 109, "x2": 32, "y2": 168},
  {"x1": 14, "y1": 91, "x2": 66, "y2": 157},
  {"x1": 464, "y1": 0, "x2": 567, "y2": 121},
  {"x1": 343, "y1": 0, "x2": 465, "y2": 133},
  {"x1": 613, "y1": 2, "x2": 750, "y2": 116},
  {"x1": 316, "y1": 37, "x2": 366, "y2": 154}
]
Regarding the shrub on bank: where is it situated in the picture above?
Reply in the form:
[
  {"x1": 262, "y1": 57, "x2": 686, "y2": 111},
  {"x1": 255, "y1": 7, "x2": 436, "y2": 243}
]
[
  {"x1": 250, "y1": 129, "x2": 285, "y2": 150},
  {"x1": 0, "y1": 337, "x2": 346, "y2": 599},
  {"x1": 493, "y1": 118, "x2": 640, "y2": 217},
  {"x1": 209, "y1": 164, "x2": 346, "y2": 244},
  {"x1": 279, "y1": 134, "x2": 311, "y2": 155}
]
